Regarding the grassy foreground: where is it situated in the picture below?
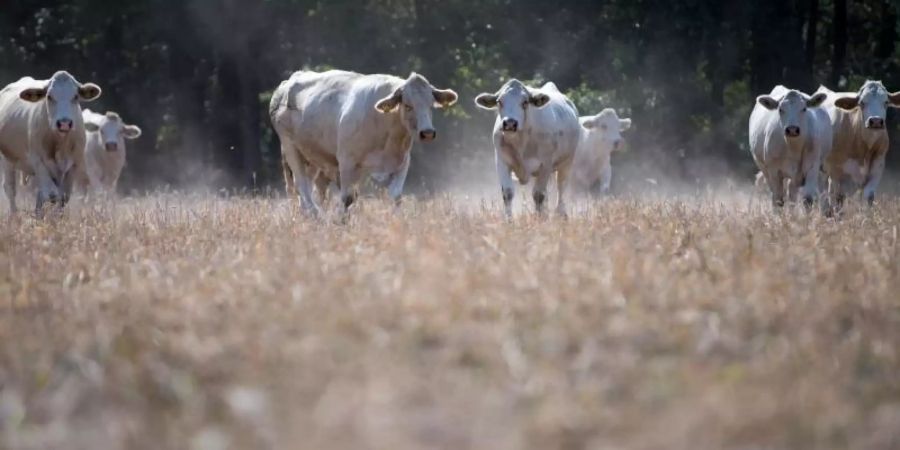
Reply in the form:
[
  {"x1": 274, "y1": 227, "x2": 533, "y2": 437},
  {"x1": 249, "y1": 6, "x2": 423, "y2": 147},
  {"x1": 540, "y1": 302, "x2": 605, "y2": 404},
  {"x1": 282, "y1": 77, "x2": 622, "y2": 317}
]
[{"x1": 1, "y1": 193, "x2": 899, "y2": 449}]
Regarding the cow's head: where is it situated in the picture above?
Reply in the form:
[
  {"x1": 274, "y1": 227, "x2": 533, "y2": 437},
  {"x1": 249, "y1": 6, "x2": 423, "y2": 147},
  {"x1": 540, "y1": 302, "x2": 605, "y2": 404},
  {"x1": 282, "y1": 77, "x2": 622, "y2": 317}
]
[
  {"x1": 581, "y1": 108, "x2": 632, "y2": 153},
  {"x1": 19, "y1": 71, "x2": 102, "y2": 135},
  {"x1": 757, "y1": 89, "x2": 826, "y2": 140},
  {"x1": 475, "y1": 79, "x2": 551, "y2": 133},
  {"x1": 834, "y1": 80, "x2": 900, "y2": 135},
  {"x1": 374, "y1": 72, "x2": 457, "y2": 142},
  {"x1": 84, "y1": 110, "x2": 141, "y2": 152}
]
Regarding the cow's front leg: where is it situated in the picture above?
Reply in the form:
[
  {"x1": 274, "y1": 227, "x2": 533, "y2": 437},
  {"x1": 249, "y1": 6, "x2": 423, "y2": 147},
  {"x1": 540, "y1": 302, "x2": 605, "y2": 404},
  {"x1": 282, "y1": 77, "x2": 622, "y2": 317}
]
[
  {"x1": 555, "y1": 161, "x2": 572, "y2": 217},
  {"x1": 496, "y1": 151, "x2": 515, "y2": 219},
  {"x1": 800, "y1": 167, "x2": 819, "y2": 212},
  {"x1": 764, "y1": 170, "x2": 785, "y2": 210},
  {"x1": 598, "y1": 164, "x2": 612, "y2": 196},
  {"x1": 338, "y1": 163, "x2": 361, "y2": 214},
  {"x1": 387, "y1": 152, "x2": 411, "y2": 207},
  {"x1": 862, "y1": 154, "x2": 885, "y2": 207},
  {"x1": 29, "y1": 156, "x2": 60, "y2": 217},
  {"x1": 2, "y1": 160, "x2": 17, "y2": 214},
  {"x1": 532, "y1": 168, "x2": 552, "y2": 215},
  {"x1": 60, "y1": 167, "x2": 77, "y2": 208}
]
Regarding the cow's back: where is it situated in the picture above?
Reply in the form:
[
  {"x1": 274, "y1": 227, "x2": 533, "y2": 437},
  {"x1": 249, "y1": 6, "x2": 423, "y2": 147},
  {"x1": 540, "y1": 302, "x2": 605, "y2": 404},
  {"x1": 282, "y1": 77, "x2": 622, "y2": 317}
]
[
  {"x1": 273, "y1": 70, "x2": 400, "y2": 150},
  {"x1": 525, "y1": 90, "x2": 581, "y2": 160},
  {"x1": 0, "y1": 78, "x2": 45, "y2": 161}
]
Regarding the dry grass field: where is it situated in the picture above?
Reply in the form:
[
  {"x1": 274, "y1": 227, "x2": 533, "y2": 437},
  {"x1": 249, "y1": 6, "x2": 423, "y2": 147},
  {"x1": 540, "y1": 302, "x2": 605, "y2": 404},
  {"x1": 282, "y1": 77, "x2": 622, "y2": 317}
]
[{"x1": 1, "y1": 191, "x2": 899, "y2": 450}]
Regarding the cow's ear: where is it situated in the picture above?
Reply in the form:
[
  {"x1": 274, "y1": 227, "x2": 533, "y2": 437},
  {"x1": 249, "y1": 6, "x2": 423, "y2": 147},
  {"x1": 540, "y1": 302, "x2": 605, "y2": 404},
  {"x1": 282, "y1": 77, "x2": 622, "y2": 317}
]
[
  {"x1": 432, "y1": 88, "x2": 458, "y2": 108},
  {"x1": 123, "y1": 124, "x2": 142, "y2": 139},
  {"x1": 529, "y1": 92, "x2": 550, "y2": 108},
  {"x1": 19, "y1": 87, "x2": 47, "y2": 103},
  {"x1": 78, "y1": 83, "x2": 102, "y2": 102},
  {"x1": 619, "y1": 118, "x2": 632, "y2": 131},
  {"x1": 84, "y1": 122, "x2": 100, "y2": 132},
  {"x1": 806, "y1": 92, "x2": 827, "y2": 108},
  {"x1": 757, "y1": 95, "x2": 779, "y2": 110},
  {"x1": 474, "y1": 93, "x2": 498, "y2": 109},
  {"x1": 888, "y1": 91, "x2": 900, "y2": 108},
  {"x1": 375, "y1": 87, "x2": 402, "y2": 113},
  {"x1": 834, "y1": 95, "x2": 859, "y2": 110}
]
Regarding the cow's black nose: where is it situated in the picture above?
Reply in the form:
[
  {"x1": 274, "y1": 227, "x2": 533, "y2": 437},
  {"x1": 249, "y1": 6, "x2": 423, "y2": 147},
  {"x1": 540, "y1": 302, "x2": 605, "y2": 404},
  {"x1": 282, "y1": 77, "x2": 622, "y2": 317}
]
[
  {"x1": 56, "y1": 119, "x2": 73, "y2": 132},
  {"x1": 867, "y1": 117, "x2": 885, "y2": 129},
  {"x1": 419, "y1": 129, "x2": 436, "y2": 141},
  {"x1": 785, "y1": 126, "x2": 800, "y2": 137},
  {"x1": 502, "y1": 118, "x2": 518, "y2": 132}
]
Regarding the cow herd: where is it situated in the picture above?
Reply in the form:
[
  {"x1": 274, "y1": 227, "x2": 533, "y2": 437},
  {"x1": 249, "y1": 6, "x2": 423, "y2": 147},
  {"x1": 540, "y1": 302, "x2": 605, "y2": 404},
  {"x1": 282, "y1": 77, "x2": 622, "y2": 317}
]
[{"x1": 0, "y1": 68, "x2": 895, "y2": 218}]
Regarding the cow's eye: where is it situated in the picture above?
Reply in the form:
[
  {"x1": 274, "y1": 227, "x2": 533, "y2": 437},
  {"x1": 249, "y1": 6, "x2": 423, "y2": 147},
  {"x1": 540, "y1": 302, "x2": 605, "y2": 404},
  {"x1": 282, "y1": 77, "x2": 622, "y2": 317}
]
[
  {"x1": 802, "y1": 107, "x2": 807, "y2": 112},
  {"x1": 47, "y1": 96, "x2": 56, "y2": 103},
  {"x1": 522, "y1": 101, "x2": 528, "y2": 109},
  {"x1": 72, "y1": 95, "x2": 78, "y2": 102},
  {"x1": 403, "y1": 104, "x2": 412, "y2": 112},
  {"x1": 778, "y1": 108, "x2": 784, "y2": 114},
  {"x1": 600, "y1": 124, "x2": 608, "y2": 131},
  {"x1": 498, "y1": 100, "x2": 504, "y2": 108}
]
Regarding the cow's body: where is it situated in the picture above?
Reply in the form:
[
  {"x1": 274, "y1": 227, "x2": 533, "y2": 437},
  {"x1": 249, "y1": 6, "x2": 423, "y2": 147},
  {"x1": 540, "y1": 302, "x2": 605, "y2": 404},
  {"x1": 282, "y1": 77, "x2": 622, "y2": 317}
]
[
  {"x1": 0, "y1": 71, "x2": 101, "y2": 213},
  {"x1": 270, "y1": 70, "x2": 457, "y2": 215},
  {"x1": 475, "y1": 80, "x2": 581, "y2": 217},
  {"x1": 81, "y1": 109, "x2": 141, "y2": 192},
  {"x1": 816, "y1": 82, "x2": 899, "y2": 207},
  {"x1": 748, "y1": 85, "x2": 831, "y2": 209},
  {"x1": 570, "y1": 109, "x2": 631, "y2": 195}
]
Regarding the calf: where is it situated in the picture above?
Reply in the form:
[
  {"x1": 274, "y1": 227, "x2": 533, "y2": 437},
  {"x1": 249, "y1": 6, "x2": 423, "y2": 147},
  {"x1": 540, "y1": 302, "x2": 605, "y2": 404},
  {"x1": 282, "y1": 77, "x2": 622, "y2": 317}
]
[
  {"x1": 570, "y1": 108, "x2": 631, "y2": 195},
  {"x1": 81, "y1": 109, "x2": 142, "y2": 192}
]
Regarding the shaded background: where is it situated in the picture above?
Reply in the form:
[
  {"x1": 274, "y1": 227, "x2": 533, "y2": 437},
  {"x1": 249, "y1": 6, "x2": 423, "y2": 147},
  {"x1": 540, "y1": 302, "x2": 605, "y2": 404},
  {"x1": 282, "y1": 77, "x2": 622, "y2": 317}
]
[{"x1": 1, "y1": 0, "x2": 899, "y2": 195}]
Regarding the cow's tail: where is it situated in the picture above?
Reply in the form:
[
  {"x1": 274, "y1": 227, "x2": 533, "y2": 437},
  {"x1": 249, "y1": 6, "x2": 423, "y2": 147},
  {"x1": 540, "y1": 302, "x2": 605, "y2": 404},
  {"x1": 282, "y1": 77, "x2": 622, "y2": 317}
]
[{"x1": 282, "y1": 153, "x2": 296, "y2": 196}]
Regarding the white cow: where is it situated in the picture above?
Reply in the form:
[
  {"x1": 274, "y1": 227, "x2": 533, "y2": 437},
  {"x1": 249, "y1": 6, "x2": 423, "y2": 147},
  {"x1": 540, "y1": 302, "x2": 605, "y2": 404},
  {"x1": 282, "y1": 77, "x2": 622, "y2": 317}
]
[
  {"x1": 0, "y1": 71, "x2": 101, "y2": 214},
  {"x1": 81, "y1": 109, "x2": 142, "y2": 192},
  {"x1": 475, "y1": 80, "x2": 581, "y2": 217},
  {"x1": 269, "y1": 70, "x2": 458, "y2": 215},
  {"x1": 816, "y1": 81, "x2": 900, "y2": 208},
  {"x1": 748, "y1": 85, "x2": 830, "y2": 209},
  {"x1": 570, "y1": 108, "x2": 631, "y2": 195}
]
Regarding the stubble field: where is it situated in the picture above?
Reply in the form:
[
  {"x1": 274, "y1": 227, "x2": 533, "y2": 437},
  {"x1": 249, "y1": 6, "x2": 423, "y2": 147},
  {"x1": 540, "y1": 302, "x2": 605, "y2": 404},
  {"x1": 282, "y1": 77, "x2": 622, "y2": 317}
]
[{"x1": 1, "y1": 191, "x2": 899, "y2": 449}]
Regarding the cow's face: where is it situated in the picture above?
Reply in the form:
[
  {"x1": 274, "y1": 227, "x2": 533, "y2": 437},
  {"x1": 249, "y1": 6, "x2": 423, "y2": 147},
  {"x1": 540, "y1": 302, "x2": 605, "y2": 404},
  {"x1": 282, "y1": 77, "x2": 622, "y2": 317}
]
[
  {"x1": 84, "y1": 111, "x2": 142, "y2": 152},
  {"x1": 475, "y1": 79, "x2": 551, "y2": 134},
  {"x1": 19, "y1": 71, "x2": 101, "y2": 135},
  {"x1": 834, "y1": 81, "x2": 900, "y2": 137},
  {"x1": 581, "y1": 109, "x2": 632, "y2": 153},
  {"x1": 757, "y1": 90, "x2": 826, "y2": 140},
  {"x1": 374, "y1": 72, "x2": 457, "y2": 142}
]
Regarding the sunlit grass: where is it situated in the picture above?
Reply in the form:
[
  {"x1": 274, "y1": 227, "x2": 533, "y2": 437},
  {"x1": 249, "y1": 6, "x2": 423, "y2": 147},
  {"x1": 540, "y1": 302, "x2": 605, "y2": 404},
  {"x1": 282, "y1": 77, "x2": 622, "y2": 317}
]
[{"x1": 1, "y1": 192, "x2": 899, "y2": 449}]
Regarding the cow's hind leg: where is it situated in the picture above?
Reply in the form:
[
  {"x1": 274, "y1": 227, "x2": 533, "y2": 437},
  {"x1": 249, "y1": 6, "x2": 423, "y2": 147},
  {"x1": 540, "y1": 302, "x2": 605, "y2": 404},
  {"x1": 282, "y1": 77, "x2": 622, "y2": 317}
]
[
  {"x1": 555, "y1": 161, "x2": 573, "y2": 217},
  {"x1": 284, "y1": 146, "x2": 320, "y2": 217},
  {"x1": 2, "y1": 160, "x2": 17, "y2": 214}
]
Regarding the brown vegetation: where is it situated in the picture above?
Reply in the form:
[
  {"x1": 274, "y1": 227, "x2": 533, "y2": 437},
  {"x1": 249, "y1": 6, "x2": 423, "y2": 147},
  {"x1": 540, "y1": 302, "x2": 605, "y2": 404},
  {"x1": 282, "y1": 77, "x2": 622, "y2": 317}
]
[{"x1": 1, "y1": 193, "x2": 899, "y2": 449}]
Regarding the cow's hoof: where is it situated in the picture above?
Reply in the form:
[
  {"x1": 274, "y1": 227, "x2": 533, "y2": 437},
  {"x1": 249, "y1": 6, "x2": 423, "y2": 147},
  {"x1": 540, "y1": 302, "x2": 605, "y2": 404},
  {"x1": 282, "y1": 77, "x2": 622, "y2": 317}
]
[
  {"x1": 803, "y1": 196, "x2": 814, "y2": 210},
  {"x1": 866, "y1": 194, "x2": 875, "y2": 207}
]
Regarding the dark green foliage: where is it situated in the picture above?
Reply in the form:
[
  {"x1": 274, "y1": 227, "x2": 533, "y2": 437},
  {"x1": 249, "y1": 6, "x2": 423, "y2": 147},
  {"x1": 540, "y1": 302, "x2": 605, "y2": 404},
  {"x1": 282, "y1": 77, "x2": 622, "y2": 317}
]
[{"x1": 1, "y1": 0, "x2": 898, "y2": 192}]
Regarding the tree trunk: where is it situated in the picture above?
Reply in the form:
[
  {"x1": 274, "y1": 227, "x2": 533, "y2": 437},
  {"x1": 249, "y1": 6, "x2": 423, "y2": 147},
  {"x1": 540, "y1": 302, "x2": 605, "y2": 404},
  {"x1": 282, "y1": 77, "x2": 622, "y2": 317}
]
[
  {"x1": 831, "y1": 0, "x2": 847, "y2": 87},
  {"x1": 805, "y1": 0, "x2": 819, "y2": 81}
]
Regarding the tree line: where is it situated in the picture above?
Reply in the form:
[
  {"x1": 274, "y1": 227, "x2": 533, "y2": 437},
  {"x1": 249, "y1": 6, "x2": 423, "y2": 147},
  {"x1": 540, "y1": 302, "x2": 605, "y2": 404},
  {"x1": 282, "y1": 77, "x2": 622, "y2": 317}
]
[{"x1": 1, "y1": 0, "x2": 898, "y2": 193}]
